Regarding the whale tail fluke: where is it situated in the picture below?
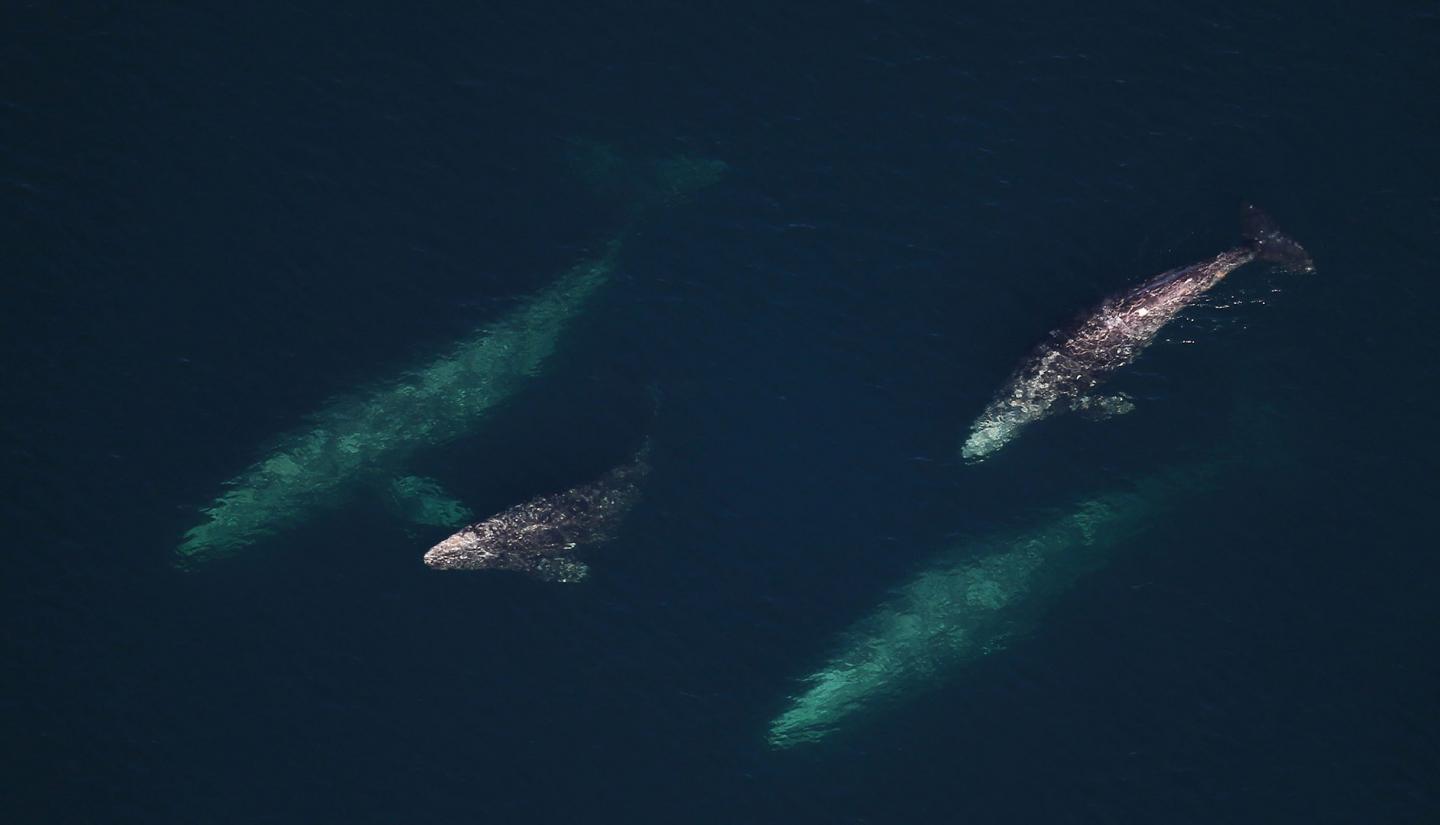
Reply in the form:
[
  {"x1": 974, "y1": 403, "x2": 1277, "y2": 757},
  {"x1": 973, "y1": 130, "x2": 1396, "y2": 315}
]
[
  {"x1": 1242, "y1": 205, "x2": 1314, "y2": 273},
  {"x1": 564, "y1": 140, "x2": 728, "y2": 214}
]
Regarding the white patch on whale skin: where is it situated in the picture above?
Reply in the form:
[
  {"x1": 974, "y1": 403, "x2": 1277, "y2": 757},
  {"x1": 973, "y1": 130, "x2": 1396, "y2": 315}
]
[
  {"x1": 423, "y1": 530, "x2": 498, "y2": 570},
  {"x1": 961, "y1": 417, "x2": 1021, "y2": 462}
]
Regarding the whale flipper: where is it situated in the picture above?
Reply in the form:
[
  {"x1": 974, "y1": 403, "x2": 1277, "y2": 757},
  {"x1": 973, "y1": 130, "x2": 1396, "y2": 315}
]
[
  {"x1": 532, "y1": 556, "x2": 589, "y2": 583},
  {"x1": 1071, "y1": 393, "x2": 1135, "y2": 420},
  {"x1": 387, "y1": 476, "x2": 474, "y2": 528}
]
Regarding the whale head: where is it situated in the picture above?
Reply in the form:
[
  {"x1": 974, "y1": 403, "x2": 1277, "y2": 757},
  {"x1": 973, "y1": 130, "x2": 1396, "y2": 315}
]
[
  {"x1": 423, "y1": 525, "x2": 504, "y2": 571},
  {"x1": 423, "y1": 512, "x2": 588, "y2": 582}
]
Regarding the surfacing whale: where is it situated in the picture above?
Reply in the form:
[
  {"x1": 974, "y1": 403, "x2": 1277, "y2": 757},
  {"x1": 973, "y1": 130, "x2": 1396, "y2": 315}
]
[
  {"x1": 961, "y1": 206, "x2": 1311, "y2": 462},
  {"x1": 423, "y1": 440, "x2": 651, "y2": 582}
]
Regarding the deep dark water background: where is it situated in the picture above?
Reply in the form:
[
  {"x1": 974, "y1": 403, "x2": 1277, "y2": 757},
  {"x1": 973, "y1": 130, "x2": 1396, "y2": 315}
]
[{"x1": 4, "y1": 1, "x2": 1439, "y2": 822}]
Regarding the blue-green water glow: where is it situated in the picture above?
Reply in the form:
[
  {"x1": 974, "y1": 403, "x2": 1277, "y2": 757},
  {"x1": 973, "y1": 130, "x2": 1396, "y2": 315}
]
[{"x1": 3, "y1": 2, "x2": 1437, "y2": 823}]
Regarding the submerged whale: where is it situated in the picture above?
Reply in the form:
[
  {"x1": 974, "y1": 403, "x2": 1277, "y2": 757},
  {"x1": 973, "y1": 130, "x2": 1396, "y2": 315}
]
[
  {"x1": 423, "y1": 440, "x2": 651, "y2": 582},
  {"x1": 961, "y1": 206, "x2": 1311, "y2": 462},
  {"x1": 177, "y1": 151, "x2": 724, "y2": 567},
  {"x1": 767, "y1": 457, "x2": 1228, "y2": 748}
]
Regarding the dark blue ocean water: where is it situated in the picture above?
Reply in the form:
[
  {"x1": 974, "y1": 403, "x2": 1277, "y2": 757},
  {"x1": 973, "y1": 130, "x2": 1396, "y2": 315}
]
[{"x1": 4, "y1": 2, "x2": 1438, "y2": 822}]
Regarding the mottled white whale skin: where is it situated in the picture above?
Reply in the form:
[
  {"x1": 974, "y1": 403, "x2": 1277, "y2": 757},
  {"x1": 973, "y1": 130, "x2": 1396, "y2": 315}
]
[
  {"x1": 176, "y1": 152, "x2": 725, "y2": 568},
  {"x1": 767, "y1": 459, "x2": 1226, "y2": 749},
  {"x1": 962, "y1": 206, "x2": 1311, "y2": 462},
  {"x1": 423, "y1": 440, "x2": 651, "y2": 582}
]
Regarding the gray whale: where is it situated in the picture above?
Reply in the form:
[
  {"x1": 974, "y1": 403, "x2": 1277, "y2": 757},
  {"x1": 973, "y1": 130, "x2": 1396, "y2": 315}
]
[
  {"x1": 423, "y1": 441, "x2": 651, "y2": 582},
  {"x1": 962, "y1": 206, "x2": 1311, "y2": 462}
]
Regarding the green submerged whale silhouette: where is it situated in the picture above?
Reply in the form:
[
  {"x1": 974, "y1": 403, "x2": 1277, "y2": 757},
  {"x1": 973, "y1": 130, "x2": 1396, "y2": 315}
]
[{"x1": 178, "y1": 147, "x2": 725, "y2": 567}]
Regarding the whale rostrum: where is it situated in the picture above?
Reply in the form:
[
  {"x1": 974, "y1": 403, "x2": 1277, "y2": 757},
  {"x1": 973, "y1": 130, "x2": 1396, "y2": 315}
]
[{"x1": 961, "y1": 206, "x2": 1311, "y2": 462}]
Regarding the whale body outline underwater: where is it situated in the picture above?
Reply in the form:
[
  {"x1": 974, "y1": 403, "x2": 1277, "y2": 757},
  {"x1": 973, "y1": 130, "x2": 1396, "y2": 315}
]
[{"x1": 176, "y1": 149, "x2": 725, "y2": 568}]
